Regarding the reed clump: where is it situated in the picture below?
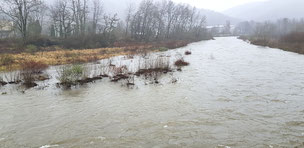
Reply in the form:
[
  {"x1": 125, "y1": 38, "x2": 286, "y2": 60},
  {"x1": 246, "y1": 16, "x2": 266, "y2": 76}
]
[
  {"x1": 57, "y1": 64, "x2": 104, "y2": 88},
  {"x1": 57, "y1": 65, "x2": 87, "y2": 87},
  {"x1": 135, "y1": 57, "x2": 172, "y2": 83}
]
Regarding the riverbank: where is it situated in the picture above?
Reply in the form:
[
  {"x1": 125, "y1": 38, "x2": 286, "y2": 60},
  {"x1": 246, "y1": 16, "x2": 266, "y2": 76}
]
[
  {"x1": 239, "y1": 36, "x2": 304, "y2": 54},
  {"x1": 0, "y1": 40, "x2": 191, "y2": 71}
]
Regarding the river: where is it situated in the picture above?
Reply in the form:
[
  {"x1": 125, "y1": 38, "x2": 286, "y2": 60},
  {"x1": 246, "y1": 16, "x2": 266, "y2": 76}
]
[{"x1": 1, "y1": 37, "x2": 304, "y2": 148}]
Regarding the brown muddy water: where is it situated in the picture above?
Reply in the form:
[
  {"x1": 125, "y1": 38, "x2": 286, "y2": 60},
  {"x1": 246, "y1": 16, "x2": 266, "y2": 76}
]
[{"x1": 1, "y1": 37, "x2": 304, "y2": 148}]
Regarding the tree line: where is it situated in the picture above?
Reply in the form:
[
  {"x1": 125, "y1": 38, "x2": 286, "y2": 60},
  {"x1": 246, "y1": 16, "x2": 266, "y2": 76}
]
[
  {"x1": 0, "y1": 0, "x2": 212, "y2": 49},
  {"x1": 234, "y1": 18, "x2": 304, "y2": 40},
  {"x1": 235, "y1": 18, "x2": 304, "y2": 54}
]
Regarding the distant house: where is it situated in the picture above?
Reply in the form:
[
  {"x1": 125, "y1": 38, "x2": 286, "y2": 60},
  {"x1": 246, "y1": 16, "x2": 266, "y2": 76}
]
[
  {"x1": 0, "y1": 20, "x2": 14, "y2": 38},
  {"x1": 206, "y1": 25, "x2": 235, "y2": 37}
]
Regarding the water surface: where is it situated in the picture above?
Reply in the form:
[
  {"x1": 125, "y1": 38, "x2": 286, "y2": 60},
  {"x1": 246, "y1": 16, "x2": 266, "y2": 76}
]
[{"x1": 1, "y1": 37, "x2": 304, "y2": 148}]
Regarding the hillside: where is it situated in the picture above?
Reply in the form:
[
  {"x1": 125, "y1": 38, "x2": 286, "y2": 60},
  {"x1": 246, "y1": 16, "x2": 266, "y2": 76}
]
[
  {"x1": 105, "y1": 0, "x2": 240, "y2": 25},
  {"x1": 199, "y1": 9, "x2": 240, "y2": 25},
  {"x1": 223, "y1": 0, "x2": 304, "y2": 21},
  {"x1": 46, "y1": 0, "x2": 237, "y2": 26}
]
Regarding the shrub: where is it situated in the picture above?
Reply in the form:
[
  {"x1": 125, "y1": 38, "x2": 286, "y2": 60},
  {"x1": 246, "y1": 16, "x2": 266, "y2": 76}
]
[
  {"x1": 26, "y1": 36, "x2": 57, "y2": 47},
  {"x1": 57, "y1": 65, "x2": 86, "y2": 86},
  {"x1": 109, "y1": 65, "x2": 131, "y2": 82},
  {"x1": 21, "y1": 61, "x2": 49, "y2": 74},
  {"x1": 175, "y1": 58, "x2": 189, "y2": 67},
  {"x1": 250, "y1": 39, "x2": 269, "y2": 46},
  {"x1": 185, "y1": 51, "x2": 192, "y2": 55},
  {"x1": 158, "y1": 47, "x2": 169, "y2": 52},
  {"x1": 110, "y1": 65, "x2": 129, "y2": 76},
  {"x1": 21, "y1": 71, "x2": 37, "y2": 88},
  {"x1": 60, "y1": 35, "x2": 110, "y2": 49},
  {"x1": 142, "y1": 57, "x2": 170, "y2": 70},
  {"x1": 238, "y1": 36, "x2": 249, "y2": 41},
  {"x1": 136, "y1": 57, "x2": 171, "y2": 83},
  {"x1": 0, "y1": 54, "x2": 15, "y2": 66},
  {"x1": 25, "y1": 44, "x2": 38, "y2": 53},
  {"x1": 163, "y1": 41, "x2": 189, "y2": 49},
  {"x1": 281, "y1": 32, "x2": 304, "y2": 43},
  {"x1": 19, "y1": 61, "x2": 48, "y2": 88}
]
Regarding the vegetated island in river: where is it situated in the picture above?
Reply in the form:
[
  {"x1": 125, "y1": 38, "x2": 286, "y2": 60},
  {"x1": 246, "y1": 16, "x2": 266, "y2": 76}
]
[{"x1": 0, "y1": 45, "x2": 195, "y2": 89}]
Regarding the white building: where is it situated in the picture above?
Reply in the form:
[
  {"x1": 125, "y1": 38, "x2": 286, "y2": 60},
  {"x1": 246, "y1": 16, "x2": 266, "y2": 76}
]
[
  {"x1": 206, "y1": 25, "x2": 236, "y2": 36},
  {"x1": 0, "y1": 20, "x2": 14, "y2": 38}
]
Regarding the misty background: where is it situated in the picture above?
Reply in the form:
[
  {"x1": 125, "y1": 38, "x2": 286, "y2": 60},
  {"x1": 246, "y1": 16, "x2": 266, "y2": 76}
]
[
  {"x1": 40, "y1": 0, "x2": 304, "y2": 26},
  {"x1": 1, "y1": 0, "x2": 304, "y2": 52},
  {"x1": 90, "y1": 0, "x2": 304, "y2": 25}
]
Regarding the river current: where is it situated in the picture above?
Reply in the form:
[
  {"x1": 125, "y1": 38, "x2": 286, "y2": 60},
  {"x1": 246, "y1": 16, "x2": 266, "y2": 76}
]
[{"x1": 1, "y1": 37, "x2": 304, "y2": 148}]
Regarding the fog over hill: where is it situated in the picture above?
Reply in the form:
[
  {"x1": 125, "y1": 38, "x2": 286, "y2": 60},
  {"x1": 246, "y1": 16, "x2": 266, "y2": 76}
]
[
  {"x1": 223, "y1": 0, "x2": 304, "y2": 22},
  {"x1": 102, "y1": 0, "x2": 240, "y2": 25},
  {"x1": 199, "y1": 9, "x2": 240, "y2": 26},
  {"x1": 45, "y1": 0, "x2": 239, "y2": 26}
]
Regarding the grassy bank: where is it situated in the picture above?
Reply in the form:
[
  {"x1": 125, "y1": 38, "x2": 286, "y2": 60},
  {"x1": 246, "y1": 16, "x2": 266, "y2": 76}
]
[
  {"x1": 239, "y1": 33, "x2": 304, "y2": 54},
  {"x1": 0, "y1": 40, "x2": 191, "y2": 71}
]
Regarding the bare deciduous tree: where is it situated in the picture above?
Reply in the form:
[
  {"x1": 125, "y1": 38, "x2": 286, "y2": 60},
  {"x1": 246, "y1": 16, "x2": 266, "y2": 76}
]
[
  {"x1": 125, "y1": 3, "x2": 134, "y2": 37},
  {"x1": 71, "y1": 0, "x2": 89, "y2": 35},
  {"x1": 0, "y1": 0, "x2": 212, "y2": 50},
  {"x1": 50, "y1": 0, "x2": 72, "y2": 38},
  {"x1": 128, "y1": 0, "x2": 208, "y2": 41},
  {"x1": 102, "y1": 13, "x2": 119, "y2": 35},
  {"x1": 92, "y1": 0, "x2": 103, "y2": 34},
  {"x1": 0, "y1": 0, "x2": 43, "y2": 43}
]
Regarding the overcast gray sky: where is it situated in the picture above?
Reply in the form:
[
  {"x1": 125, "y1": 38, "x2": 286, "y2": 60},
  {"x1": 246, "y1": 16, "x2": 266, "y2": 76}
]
[{"x1": 171, "y1": 0, "x2": 267, "y2": 11}]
